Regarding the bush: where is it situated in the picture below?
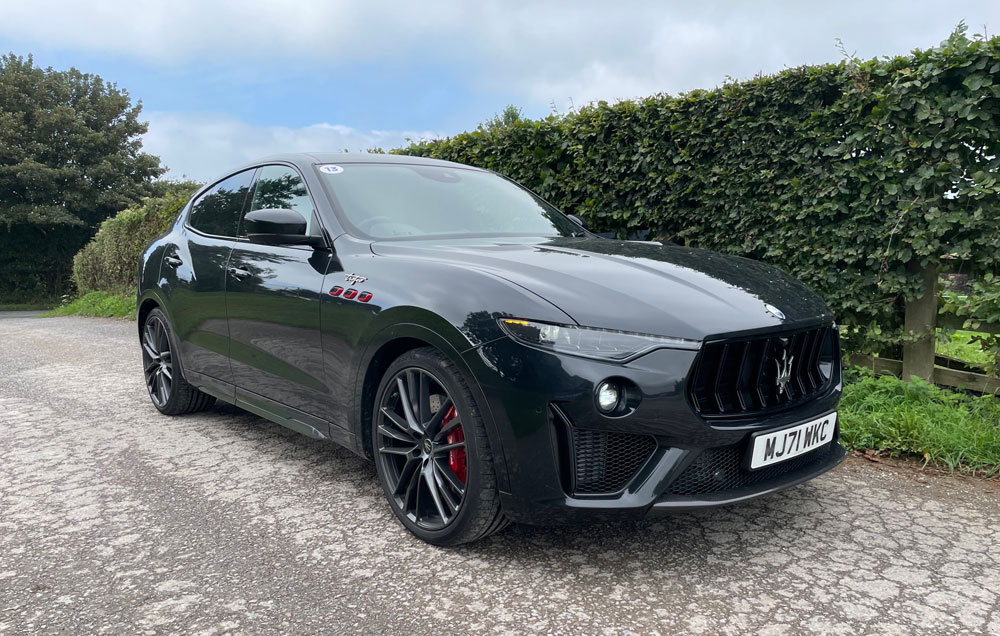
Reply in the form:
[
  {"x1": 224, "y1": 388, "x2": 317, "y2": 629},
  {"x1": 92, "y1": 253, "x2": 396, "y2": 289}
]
[
  {"x1": 839, "y1": 368, "x2": 1000, "y2": 474},
  {"x1": 72, "y1": 183, "x2": 199, "y2": 296},
  {"x1": 399, "y1": 27, "x2": 1000, "y2": 354}
]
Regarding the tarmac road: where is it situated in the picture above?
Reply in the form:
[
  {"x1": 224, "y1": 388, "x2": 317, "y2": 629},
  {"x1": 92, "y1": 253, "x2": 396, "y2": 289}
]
[{"x1": 1, "y1": 314, "x2": 999, "y2": 635}]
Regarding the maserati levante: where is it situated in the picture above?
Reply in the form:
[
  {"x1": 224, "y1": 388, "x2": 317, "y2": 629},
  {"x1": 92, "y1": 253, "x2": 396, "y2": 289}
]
[{"x1": 137, "y1": 153, "x2": 845, "y2": 545}]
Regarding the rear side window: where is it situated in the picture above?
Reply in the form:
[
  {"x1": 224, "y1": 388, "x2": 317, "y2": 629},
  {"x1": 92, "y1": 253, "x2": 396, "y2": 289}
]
[
  {"x1": 247, "y1": 165, "x2": 315, "y2": 235},
  {"x1": 188, "y1": 169, "x2": 256, "y2": 237}
]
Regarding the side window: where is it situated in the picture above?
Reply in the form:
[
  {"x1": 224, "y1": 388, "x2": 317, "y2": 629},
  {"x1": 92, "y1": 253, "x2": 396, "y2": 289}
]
[
  {"x1": 248, "y1": 165, "x2": 315, "y2": 235},
  {"x1": 188, "y1": 169, "x2": 255, "y2": 237}
]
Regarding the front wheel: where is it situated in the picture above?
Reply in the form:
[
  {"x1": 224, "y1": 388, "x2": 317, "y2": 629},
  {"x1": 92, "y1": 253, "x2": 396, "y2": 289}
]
[
  {"x1": 141, "y1": 308, "x2": 216, "y2": 415},
  {"x1": 373, "y1": 348, "x2": 508, "y2": 545}
]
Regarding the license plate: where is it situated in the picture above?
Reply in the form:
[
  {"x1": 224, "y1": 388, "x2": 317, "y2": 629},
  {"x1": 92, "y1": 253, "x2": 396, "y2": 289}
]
[{"x1": 749, "y1": 412, "x2": 837, "y2": 470}]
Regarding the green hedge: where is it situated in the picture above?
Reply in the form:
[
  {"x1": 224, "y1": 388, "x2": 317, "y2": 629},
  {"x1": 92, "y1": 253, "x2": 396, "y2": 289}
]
[
  {"x1": 72, "y1": 184, "x2": 198, "y2": 296},
  {"x1": 400, "y1": 28, "x2": 1000, "y2": 353}
]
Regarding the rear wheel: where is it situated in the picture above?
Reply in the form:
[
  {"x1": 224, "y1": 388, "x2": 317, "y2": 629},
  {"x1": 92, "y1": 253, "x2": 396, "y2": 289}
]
[
  {"x1": 373, "y1": 348, "x2": 507, "y2": 545},
  {"x1": 141, "y1": 308, "x2": 215, "y2": 415}
]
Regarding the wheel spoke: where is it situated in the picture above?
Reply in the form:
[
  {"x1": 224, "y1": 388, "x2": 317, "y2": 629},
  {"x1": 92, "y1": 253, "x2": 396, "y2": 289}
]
[
  {"x1": 378, "y1": 422, "x2": 415, "y2": 444},
  {"x1": 144, "y1": 323, "x2": 158, "y2": 354},
  {"x1": 157, "y1": 371, "x2": 168, "y2": 404},
  {"x1": 155, "y1": 319, "x2": 166, "y2": 353},
  {"x1": 146, "y1": 368, "x2": 159, "y2": 395},
  {"x1": 144, "y1": 359, "x2": 159, "y2": 374},
  {"x1": 395, "y1": 378, "x2": 423, "y2": 434},
  {"x1": 160, "y1": 365, "x2": 172, "y2": 381},
  {"x1": 423, "y1": 462, "x2": 449, "y2": 523},
  {"x1": 381, "y1": 407, "x2": 415, "y2": 439},
  {"x1": 436, "y1": 414, "x2": 461, "y2": 440},
  {"x1": 394, "y1": 456, "x2": 421, "y2": 498},
  {"x1": 427, "y1": 397, "x2": 454, "y2": 439},
  {"x1": 430, "y1": 463, "x2": 458, "y2": 513},
  {"x1": 433, "y1": 441, "x2": 465, "y2": 456},
  {"x1": 432, "y1": 460, "x2": 465, "y2": 500},
  {"x1": 378, "y1": 444, "x2": 417, "y2": 456},
  {"x1": 417, "y1": 372, "x2": 431, "y2": 425}
]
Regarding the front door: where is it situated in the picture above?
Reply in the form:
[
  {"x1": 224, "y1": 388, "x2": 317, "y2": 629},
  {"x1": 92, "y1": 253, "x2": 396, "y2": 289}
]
[
  {"x1": 226, "y1": 164, "x2": 335, "y2": 420},
  {"x1": 162, "y1": 169, "x2": 255, "y2": 389}
]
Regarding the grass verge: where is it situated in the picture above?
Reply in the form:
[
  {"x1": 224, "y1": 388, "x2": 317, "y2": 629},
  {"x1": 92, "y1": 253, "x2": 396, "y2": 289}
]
[
  {"x1": 840, "y1": 367, "x2": 1000, "y2": 476},
  {"x1": 0, "y1": 302, "x2": 58, "y2": 311},
  {"x1": 937, "y1": 329, "x2": 994, "y2": 368},
  {"x1": 43, "y1": 291, "x2": 136, "y2": 320}
]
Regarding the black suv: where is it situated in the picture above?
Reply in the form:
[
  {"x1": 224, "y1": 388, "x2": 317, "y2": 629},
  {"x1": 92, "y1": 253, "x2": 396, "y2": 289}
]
[{"x1": 137, "y1": 153, "x2": 845, "y2": 545}]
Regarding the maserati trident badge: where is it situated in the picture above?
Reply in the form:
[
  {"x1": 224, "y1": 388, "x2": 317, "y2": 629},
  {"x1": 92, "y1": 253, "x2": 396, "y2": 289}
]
[
  {"x1": 345, "y1": 273, "x2": 367, "y2": 285},
  {"x1": 764, "y1": 303, "x2": 786, "y2": 320},
  {"x1": 775, "y1": 349, "x2": 794, "y2": 396}
]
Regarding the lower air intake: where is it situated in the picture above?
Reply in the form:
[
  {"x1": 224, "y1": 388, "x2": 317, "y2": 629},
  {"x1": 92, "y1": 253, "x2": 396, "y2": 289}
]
[{"x1": 551, "y1": 405, "x2": 656, "y2": 496}]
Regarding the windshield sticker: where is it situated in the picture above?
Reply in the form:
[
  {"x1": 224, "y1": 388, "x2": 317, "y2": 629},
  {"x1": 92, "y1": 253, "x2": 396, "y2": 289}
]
[{"x1": 319, "y1": 165, "x2": 344, "y2": 174}]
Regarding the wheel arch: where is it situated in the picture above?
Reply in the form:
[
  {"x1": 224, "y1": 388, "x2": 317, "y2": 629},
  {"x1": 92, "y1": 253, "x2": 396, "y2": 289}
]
[{"x1": 353, "y1": 318, "x2": 510, "y2": 492}]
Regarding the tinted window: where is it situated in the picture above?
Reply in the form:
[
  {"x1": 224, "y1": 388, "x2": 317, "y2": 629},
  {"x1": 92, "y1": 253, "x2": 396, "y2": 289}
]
[
  {"x1": 188, "y1": 169, "x2": 255, "y2": 237},
  {"x1": 316, "y1": 164, "x2": 580, "y2": 239},
  {"x1": 248, "y1": 165, "x2": 315, "y2": 235}
]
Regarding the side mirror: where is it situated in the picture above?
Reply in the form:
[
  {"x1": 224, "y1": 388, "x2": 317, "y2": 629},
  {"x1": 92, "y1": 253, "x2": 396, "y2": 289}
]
[
  {"x1": 243, "y1": 208, "x2": 325, "y2": 247},
  {"x1": 567, "y1": 214, "x2": 586, "y2": 228}
]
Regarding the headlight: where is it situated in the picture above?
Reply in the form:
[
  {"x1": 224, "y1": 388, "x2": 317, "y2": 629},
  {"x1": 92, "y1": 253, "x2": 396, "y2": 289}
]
[{"x1": 498, "y1": 318, "x2": 700, "y2": 361}]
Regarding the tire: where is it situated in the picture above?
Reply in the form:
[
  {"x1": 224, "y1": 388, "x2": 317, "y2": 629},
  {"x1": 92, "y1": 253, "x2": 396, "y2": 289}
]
[
  {"x1": 141, "y1": 307, "x2": 216, "y2": 416},
  {"x1": 372, "y1": 347, "x2": 508, "y2": 546}
]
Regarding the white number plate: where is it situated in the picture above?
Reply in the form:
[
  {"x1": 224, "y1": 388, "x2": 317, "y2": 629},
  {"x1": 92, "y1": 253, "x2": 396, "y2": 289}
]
[{"x1": 749, "y1": 412, "x2": 837, "y2": 470}]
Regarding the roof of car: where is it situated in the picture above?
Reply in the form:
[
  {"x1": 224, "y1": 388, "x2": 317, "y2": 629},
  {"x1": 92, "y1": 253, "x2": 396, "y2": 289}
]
[{"x1": 242, "y1": 152, "x2": 481, "y2": 172}]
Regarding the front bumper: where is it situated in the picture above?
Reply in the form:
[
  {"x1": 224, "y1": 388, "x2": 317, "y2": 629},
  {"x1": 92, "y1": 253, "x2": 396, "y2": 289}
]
[{"x1": 463, "y1": 335, "x2": 844, "y2": 525}]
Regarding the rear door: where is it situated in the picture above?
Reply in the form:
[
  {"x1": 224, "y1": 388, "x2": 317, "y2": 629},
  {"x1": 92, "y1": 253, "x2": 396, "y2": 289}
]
[
  {"x1": 226, "y1": 164, "x2": 337, "y2": 424},
  {"x1": 161, "y1": 169, "x2": 255, "y2": 393}
]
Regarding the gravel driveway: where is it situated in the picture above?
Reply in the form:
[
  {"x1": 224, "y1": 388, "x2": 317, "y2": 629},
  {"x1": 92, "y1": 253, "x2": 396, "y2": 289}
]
[{"x1": 2, "y1": 314, "x2": 999, "y2": 635}]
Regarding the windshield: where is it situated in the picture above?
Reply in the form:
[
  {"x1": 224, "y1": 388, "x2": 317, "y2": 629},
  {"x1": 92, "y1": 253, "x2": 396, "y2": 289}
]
[{"x1": 316, "y1": 163, "x2": 583, "y2": 240}]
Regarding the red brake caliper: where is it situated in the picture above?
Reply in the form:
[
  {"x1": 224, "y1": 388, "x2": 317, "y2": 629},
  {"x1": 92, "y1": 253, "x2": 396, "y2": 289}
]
[{"x1": 442, "y1": 405, "x2": 466, "y2": 484}]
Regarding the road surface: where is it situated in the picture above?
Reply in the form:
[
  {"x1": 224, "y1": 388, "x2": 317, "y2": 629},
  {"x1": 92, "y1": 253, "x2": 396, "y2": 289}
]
[{"x1": 1, "y1": 314, "x2": 999, "y2": 635}]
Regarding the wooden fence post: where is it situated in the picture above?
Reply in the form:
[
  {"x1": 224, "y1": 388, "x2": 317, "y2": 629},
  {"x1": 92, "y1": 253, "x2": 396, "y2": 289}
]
[{"x1": 901, "y1": 262, "x2": 938, "y2": 381}]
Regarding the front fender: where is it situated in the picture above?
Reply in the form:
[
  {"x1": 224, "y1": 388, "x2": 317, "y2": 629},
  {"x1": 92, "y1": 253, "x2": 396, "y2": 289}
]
[{"x1": 349, "y1": 311, "x2": 512, "y2": 491}]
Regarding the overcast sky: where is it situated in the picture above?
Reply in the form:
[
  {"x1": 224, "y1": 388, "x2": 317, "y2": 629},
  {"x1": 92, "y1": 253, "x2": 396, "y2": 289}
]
[{"x1": 2, "y1": 1, "x2": 999, "y2": 181}]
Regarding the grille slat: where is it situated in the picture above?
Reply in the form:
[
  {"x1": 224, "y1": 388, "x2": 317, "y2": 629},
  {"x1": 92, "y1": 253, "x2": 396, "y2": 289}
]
[{"x1": 688, "y1": 326, "x2": 837, "y2": 420}]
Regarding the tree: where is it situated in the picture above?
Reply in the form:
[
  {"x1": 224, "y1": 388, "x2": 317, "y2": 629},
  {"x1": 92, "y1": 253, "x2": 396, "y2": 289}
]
[
  {"x1": 479, "y1": 104, "x2": 523, "y2": 133},
  {"x1": 0, "y1": 53, "x2": 163, "y2": 299}
]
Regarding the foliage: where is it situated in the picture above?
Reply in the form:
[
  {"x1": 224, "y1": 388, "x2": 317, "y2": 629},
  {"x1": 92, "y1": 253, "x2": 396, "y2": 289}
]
[
  {"x1": 941, "y1": 273, "x2": 1000, "y2": 372},
  {"x1": 0, "y1": 53, "x2": 163, "y2": 298},
  {"x1": 44, "y1": 291, "x2": 136, "y2": 319},
  {"x1": 479, "y1": 105, "x2": 523, "y2": 132},
  {"x1": 399, "y1": 27, "x2": 1000, "y2": 354},
  {"x1": 937, "y1": 329, "x2": 996, "y2": 369},
  {"x1": 72, "y1": 183, "x2": 199, "y2": 296},
  {"x1": 839, "y1": 368, "x2": 1000, "y2": 475}
]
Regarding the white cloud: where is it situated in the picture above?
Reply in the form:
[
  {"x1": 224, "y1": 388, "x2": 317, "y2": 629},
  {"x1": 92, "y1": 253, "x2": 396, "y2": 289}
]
[
  {"x1": 4, "y1": 1, "x2": 999, "y2": 109},
  {"x1": 142, "y1": 111, "x2": 440, "y2": 181}
]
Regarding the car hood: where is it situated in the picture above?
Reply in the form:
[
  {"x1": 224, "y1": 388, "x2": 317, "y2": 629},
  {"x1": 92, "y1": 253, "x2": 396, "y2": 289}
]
[{"x1": 370, "y1": 236, "x2": 833, "y2": 341}]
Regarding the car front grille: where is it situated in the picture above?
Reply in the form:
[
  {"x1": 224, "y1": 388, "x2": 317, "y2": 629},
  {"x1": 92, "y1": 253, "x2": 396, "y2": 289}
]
[
  {"x1": 687, "y1": 325, "x2": 837, "y2": 419},
  {"x1": 666, "y1": 441, "x2": 836, "y2": 497},
  {"x1": 550, "y1": 406, "x2": 656, "y2": 496}
]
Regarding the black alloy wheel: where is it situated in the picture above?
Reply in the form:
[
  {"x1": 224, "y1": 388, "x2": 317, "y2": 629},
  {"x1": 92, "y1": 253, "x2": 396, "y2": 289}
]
[
  {"x1": 373, "y1": 348, "x2": 507, "y2": 545},
  {"x1": 376, "y1": 367, "x2": 468, "y2": 530},
  {"x1": 142, "y1": 313, "x2": 173, "y2": 408},
  {"x1": 140, "y1": 308, "x2": 216, "y2": 416}
]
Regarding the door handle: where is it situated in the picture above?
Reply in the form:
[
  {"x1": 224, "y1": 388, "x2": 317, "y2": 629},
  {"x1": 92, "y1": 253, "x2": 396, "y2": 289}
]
[
  {"x1": 228, "y1": 267, "x2": 251, "y2": 280},
  {"x1": 164, "y1": 256, "x2": 183, "y2": 268}
]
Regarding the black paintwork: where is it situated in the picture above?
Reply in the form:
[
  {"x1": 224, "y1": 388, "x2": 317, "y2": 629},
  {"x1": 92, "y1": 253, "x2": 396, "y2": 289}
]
[{"x1": 138, "y1": 152, "x2": 845, "y2": 524}]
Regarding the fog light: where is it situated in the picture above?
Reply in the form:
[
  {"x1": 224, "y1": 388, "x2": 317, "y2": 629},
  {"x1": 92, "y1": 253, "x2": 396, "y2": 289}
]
[{"x1": 596, "y1": 381, "x2": 620, "y2": 413}]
